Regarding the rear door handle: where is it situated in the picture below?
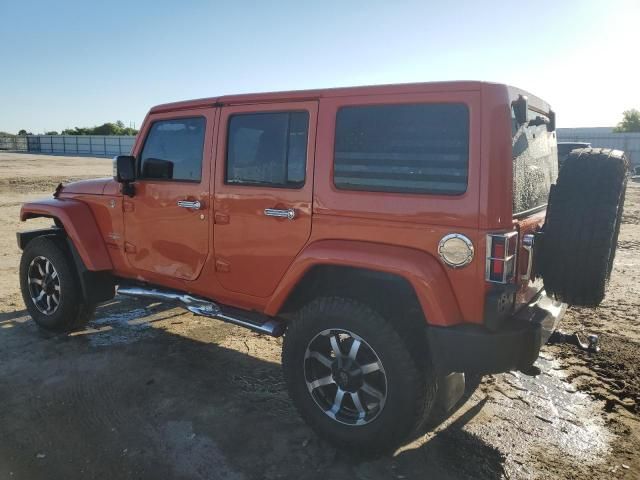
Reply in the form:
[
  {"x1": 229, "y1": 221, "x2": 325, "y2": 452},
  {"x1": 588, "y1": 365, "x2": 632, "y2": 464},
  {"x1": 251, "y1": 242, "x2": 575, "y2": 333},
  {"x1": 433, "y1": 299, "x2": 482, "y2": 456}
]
[
  {"x1": 264, "y1": 208, "x2": 296, "y2": 220},
  {"x1": 177, "y1": 200, "x2": 202, "y2": 210}
]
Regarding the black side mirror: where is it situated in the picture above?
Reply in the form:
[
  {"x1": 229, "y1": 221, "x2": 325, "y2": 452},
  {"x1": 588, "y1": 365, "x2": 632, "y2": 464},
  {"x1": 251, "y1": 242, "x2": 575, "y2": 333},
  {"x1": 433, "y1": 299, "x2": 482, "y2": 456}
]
[
  {"x1": 115, "y1": 155, "x2": 136, "y2": 182},
  {"x1": 142, "y1": 158, "x2": 174, "y2": 180},
  {"x1": 547, "y1": 110, "x2": 556, "y2": 132},
  {"x1": 512, "y1": 95, "x2": 529, "y2": 125},
  {"x1": 114, "y1": 155, "x2": 136, "y2": 197}
]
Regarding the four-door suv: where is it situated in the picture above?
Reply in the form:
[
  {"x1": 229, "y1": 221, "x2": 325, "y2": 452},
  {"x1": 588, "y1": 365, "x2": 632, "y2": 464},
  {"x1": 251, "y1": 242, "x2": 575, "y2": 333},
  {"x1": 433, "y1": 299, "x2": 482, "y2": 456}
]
[{"x1": 17, "y1": 81, "x2": 628, "y2": 453}]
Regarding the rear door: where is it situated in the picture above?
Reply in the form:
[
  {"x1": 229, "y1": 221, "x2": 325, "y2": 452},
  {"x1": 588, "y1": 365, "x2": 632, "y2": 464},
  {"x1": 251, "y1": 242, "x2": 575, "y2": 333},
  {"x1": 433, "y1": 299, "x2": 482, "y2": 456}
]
[
  {"x1": 213, "y1": 101, "x2": 317, "y2": 297},
  {"x1": 124, "y1": 109, "x2": 215, "y2": 280}
]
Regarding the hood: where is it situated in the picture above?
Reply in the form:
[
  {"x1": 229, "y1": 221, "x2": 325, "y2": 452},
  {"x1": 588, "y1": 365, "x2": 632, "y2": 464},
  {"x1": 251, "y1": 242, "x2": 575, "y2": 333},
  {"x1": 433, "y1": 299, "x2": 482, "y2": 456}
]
[{"x1": 59, "y1": 177, "x2": 114, "y2": 195}]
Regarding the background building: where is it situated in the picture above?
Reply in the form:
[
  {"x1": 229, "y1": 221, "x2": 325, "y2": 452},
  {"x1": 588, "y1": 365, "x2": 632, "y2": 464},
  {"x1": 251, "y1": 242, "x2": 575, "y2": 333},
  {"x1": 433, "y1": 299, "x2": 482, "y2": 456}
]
[{"x1": 557, "y1": 127, "x2": 640, "y2": 168}]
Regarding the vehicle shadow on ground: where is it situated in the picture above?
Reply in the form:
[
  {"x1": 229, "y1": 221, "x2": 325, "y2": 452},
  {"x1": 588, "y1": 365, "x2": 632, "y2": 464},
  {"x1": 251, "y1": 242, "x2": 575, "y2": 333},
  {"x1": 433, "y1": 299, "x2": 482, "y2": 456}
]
[{"x1": 0, "y1": 299, "x2": 506, "y2": 480}]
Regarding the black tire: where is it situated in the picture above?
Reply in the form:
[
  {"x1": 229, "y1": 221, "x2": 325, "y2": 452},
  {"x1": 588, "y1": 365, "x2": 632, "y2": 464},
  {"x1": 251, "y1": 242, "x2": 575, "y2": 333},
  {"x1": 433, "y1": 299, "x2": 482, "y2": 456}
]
[
  {"x1": 539, "y1": 148, "x2": 628, "y2": 306},
  {"x1": 282, "y1": 296, "x2": 437, "y2": 455},
  {"x1": 19, "y1": 236, "x2": 95, "y2": 331}
]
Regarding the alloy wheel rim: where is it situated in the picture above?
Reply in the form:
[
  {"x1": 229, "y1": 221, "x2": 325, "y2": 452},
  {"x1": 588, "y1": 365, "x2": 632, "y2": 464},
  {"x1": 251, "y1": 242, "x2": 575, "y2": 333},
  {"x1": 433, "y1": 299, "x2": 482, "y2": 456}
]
[
  {"x1": 27, "y1": 256, "x2": 61, "y2": 315},
  {"x1": 304, "y1": 328, "x2": 387, "y2": 426}
]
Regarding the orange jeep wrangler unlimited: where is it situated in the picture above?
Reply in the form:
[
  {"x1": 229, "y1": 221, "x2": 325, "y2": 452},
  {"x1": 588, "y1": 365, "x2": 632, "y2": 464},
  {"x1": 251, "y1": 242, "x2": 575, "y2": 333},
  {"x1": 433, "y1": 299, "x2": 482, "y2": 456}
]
[{"x1": 18, "y1": 82, "x2": 628, "y2": 453}]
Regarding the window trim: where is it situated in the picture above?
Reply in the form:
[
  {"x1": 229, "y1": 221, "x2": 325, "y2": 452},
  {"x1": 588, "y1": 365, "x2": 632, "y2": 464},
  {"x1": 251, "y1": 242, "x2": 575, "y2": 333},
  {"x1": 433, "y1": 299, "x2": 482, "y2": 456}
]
[
  {"x1": 224, "y1": 110, "x2": 309, "y2": 190},
  {"x1": 332, "y1": 102, "x2": 470, "y2": 196},
  {"x1": 137, "y1": 115, "x2": 207, "y2": 184}
]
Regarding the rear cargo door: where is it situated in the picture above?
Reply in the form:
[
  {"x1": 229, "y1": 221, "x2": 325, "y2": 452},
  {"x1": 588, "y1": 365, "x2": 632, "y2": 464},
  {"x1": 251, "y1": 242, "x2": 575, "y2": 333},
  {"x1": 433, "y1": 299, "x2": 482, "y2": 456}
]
[
  {"x1": 511, "y1": 105, "x2": 558, "y2": 306},
  {"x1": 213, "y1": 101, "x2": 317, "y2": 297}
]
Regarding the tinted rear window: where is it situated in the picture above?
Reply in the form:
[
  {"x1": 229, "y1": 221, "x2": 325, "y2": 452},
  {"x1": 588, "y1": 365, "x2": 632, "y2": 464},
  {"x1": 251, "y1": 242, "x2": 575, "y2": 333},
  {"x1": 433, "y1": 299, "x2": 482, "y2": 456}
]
[
  {"x1": 334, "y1": 103, "x2": 469, "y2": 195},
  {"x1": 512, "y1": 108, "x2": 558, "y2": 215},
  {"x1": 226, "y1": 111, "x2": 308, "y2": 188}
]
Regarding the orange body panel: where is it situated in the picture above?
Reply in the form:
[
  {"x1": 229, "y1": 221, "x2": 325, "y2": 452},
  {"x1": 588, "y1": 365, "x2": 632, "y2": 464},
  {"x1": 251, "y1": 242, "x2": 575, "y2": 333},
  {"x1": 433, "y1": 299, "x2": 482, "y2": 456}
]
[
  {"x1": 20, "y1": 81, "x2": 555, "y2": 328},
  {"x1": 122, "y1": 107, "x2": 217, "y2": 281},
  {"x1": 20, "y1": 198, "x2": 113, "y2": 271},
  {"x1": 212, "y1": 101, "x2": 318, "y2": 297},
  {"x1": 264, "y1": 240, "x2": 462, "y2": 326}
]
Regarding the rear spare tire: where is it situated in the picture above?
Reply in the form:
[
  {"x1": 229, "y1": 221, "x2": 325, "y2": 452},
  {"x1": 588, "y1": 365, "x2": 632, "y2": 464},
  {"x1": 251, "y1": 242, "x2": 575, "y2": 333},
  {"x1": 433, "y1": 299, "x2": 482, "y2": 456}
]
[{"x1": 539, "y1": 148, "x2": 628, "y2": 306}]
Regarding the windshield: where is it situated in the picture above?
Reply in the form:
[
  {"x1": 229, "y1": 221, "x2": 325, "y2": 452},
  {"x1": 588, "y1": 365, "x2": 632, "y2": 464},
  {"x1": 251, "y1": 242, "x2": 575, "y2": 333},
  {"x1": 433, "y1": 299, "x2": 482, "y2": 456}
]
[{"x1": 512, "y1": 108, "x2": 558, "y2": 216}]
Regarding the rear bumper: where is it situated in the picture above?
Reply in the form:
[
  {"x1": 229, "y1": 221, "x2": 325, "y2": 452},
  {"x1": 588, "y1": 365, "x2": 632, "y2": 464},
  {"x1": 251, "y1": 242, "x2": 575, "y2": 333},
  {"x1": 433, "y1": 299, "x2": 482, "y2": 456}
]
[{"x1": 426, "y1": 292, "x2": 566, "y2": 375}]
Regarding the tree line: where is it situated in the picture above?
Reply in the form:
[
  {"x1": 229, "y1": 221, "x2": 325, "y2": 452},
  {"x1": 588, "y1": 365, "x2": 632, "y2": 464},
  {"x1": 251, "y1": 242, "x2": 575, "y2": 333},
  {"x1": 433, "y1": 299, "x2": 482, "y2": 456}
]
[
  {"x1": 9, "y1": 121, "x2": 138, "y2": 136},
  {"x1": 613, "y1": 109, "x2": 640, "y2": 133}
]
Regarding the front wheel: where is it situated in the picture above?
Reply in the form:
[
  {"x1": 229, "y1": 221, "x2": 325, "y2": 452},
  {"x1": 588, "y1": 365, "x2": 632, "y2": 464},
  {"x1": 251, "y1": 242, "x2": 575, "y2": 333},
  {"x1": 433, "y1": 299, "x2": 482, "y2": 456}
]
[
  {"x1": 282, "y1": 297, "x2": 436, "y2": 454},
  {"x1": 19, "y1": 236, "x2": 95, "y2": 331}
]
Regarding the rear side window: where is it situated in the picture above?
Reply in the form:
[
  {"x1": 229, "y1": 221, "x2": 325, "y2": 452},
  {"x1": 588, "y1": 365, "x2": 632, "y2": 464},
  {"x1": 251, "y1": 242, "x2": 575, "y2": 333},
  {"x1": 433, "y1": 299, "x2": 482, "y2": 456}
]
[
  {"x1": 139, "y1": 117, "x2": 206, "y2": 182},
  {"x1": 226, "y1": 111, "x2": 309, "y2": 188},
  {"x1": 334, "y1": 103, "x2": 469, "y2": 195}
]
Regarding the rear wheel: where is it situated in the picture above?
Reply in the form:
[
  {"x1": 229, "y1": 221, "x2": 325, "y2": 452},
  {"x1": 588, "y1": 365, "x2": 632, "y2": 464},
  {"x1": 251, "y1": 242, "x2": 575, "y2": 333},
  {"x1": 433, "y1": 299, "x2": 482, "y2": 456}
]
[
  {"x1": 19, "y1": 236, "x2": 95, "y2": 331},
  {"x1": 539, "y1": 148, "x2": 628, "y2": 306},
  {"x1": 282, "y1": 297, "x2": 436, "y2": 454}
]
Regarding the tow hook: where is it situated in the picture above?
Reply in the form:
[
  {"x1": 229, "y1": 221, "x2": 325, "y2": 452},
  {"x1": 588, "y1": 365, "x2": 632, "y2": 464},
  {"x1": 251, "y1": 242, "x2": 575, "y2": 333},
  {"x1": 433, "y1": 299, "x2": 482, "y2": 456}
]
[{"x1": 548, "y1": 330, "x2": 600, "y2": 353}]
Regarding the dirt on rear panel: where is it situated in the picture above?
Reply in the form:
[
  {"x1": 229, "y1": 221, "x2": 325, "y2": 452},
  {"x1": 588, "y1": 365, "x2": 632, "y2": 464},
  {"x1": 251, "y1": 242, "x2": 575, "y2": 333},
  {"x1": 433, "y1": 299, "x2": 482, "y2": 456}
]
[{"x1": 0, "y1": 153, "x2": 638, "y2": 480}]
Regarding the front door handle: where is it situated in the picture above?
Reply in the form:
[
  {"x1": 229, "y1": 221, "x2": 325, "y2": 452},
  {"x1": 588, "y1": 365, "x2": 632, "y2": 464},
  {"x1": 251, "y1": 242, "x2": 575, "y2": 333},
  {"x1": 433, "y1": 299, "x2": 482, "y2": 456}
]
[
  {"x1": 177, "y1": 200, "x2": 202, "y2": 210},
  {"x1": 264, "y1": 208, "x2": 296, "y2": 220}
]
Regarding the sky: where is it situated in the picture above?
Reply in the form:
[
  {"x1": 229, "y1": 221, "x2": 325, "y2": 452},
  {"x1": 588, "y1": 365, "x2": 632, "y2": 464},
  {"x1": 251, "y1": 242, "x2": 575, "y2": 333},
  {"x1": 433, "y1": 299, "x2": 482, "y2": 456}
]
[{"x1": 0, "y1": 0, "x2": 638, "y2": 134}]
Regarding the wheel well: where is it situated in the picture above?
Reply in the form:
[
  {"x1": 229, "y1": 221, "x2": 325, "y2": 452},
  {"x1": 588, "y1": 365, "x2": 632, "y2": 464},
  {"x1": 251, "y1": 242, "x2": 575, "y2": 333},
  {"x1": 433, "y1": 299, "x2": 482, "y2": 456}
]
[
  {"x1": 17, "y1": 224, "x2": 65, "y2": 250},
  {"x1": 280, "y1": 265, "x2": 431, "y2": 366},
  {"x1": 281, "y1": 265, "x2": 423, "y2": 317},
  {"x1": 18, "y1": 224, "x2": 115, "y2": 305}
]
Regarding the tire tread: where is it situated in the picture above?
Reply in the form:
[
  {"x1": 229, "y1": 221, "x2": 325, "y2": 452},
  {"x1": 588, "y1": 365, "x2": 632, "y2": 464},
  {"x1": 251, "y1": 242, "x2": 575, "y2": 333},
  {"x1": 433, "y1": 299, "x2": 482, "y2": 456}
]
[
  {"x1": 19, "y1": 236, "x2": 95, "y2": 331},
  {"x1": 540, "y1": 148, "x2": 628, "y2": 306},
  {"x1": 282, "y1": 296, "x2": 436, "y2": 455}
]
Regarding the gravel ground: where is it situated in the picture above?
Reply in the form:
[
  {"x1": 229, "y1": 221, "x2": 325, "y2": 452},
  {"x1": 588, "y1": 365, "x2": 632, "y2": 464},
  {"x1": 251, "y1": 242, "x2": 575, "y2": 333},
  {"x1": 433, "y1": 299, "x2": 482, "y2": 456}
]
[{"x1": 0, "y1": 153, "x2": 638, "y2": 480}]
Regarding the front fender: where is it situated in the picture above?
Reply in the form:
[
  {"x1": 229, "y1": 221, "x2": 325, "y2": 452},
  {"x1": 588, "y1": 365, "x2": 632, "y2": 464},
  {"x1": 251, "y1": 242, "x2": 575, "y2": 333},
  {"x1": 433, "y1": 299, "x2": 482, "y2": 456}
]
[
  {"x1": 20, "y1": 198, "x2": 112, "y2": 271},
  {"x1": 265, "y1": 240, "x2": 463, "y2": 327}
]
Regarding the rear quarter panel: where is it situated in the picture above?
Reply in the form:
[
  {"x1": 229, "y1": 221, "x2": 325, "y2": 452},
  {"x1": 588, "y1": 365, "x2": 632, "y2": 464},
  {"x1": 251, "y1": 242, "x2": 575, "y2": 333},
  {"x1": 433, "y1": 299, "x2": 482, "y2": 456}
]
[{"x1": 309, "y1": 88, "x2": 487, "y2": 324}]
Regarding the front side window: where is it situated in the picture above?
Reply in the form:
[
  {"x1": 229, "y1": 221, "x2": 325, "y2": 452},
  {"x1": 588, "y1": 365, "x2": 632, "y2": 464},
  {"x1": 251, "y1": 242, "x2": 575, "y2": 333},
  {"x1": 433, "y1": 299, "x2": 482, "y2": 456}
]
[
  {"x1": 226, "y1": 111, "x2": 309, "y2": 188},
  {"x1": 334, "y1": 103, "x2": 469, "y2": 195},
  {"x1": 139, "y1": 117, "x2": 206, "y2": 182}
]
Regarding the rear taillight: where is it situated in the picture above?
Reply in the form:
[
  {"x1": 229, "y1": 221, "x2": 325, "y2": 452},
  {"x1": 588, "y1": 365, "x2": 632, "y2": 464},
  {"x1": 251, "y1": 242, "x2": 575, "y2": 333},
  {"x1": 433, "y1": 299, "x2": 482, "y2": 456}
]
[{"x1": 486, "y1": 232, "x2": 518, "y2": 283}]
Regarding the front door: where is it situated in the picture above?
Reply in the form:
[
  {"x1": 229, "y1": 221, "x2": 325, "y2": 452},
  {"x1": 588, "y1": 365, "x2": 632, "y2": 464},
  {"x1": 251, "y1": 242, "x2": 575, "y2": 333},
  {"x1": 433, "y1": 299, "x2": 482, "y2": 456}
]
[
  {"x1": 124, "y1": 109, "x2": 215, "y2": 281},
  {"x1": 213, "y1": 101, "x2": 317, "y2": 297}
]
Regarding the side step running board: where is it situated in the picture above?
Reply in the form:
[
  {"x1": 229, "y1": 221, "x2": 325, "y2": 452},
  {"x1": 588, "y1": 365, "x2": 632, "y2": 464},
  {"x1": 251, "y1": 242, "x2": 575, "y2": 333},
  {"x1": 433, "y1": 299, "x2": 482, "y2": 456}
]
[{"x1": 116, "y1": 285, "x2": 285, "y2": 337}]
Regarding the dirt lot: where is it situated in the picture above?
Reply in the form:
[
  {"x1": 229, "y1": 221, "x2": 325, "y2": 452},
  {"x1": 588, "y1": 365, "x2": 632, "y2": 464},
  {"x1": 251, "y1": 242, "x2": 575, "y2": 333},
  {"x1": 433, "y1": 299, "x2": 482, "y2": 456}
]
[{"x1": 0, "y1": 152, "x2": 638, "y2": 480}]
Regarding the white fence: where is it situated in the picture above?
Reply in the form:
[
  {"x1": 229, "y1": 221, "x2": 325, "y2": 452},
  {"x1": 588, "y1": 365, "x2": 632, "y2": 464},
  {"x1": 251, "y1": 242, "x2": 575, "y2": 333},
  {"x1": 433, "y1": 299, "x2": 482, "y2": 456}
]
[
  {"x1": 0, "y1": 135, "x2": 135, "y2": 156},
  {"x1": 557, "y1": 128, "x2": 640, "y2": 167}
]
